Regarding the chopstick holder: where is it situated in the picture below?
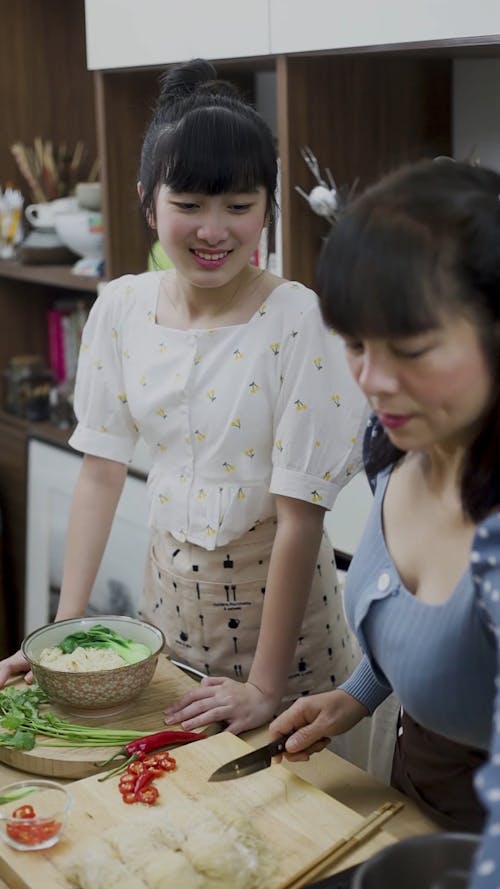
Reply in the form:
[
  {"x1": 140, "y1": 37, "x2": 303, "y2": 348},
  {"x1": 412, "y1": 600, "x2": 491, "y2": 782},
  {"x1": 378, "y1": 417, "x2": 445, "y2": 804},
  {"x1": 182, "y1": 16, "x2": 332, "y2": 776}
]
[{"x1": 277, "y1": 800, "x2": 404, "y2": 889}]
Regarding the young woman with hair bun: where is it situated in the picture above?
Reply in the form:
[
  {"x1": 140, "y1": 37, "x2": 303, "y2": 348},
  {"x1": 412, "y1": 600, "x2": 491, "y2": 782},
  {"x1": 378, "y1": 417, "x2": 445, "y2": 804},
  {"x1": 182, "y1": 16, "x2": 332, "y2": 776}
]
[{"x1": 0, "y1": 60, "x2": 367, "y2": 740}]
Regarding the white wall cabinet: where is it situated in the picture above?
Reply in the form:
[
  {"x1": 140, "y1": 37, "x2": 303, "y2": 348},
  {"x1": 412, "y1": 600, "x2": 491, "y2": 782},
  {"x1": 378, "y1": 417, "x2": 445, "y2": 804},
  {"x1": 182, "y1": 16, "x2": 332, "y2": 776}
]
[
  {"x1": 270, "y1": 0, "x2": 500, "y2": 55},
  {"x1": 85, "y1": 0, "x2": 271, "y2": 70}
]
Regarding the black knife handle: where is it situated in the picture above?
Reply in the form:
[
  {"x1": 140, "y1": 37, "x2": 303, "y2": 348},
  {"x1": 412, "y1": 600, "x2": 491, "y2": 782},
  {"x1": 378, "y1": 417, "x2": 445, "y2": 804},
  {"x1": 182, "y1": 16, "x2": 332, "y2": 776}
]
[{"x1": 267, "y1": 731, "x2": 294, "y2": 757}]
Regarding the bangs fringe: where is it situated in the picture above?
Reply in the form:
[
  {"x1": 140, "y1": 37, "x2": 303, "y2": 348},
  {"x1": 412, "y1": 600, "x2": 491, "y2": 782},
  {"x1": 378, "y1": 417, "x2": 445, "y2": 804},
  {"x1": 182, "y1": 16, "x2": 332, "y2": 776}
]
[{"x1": 155, "y1": 107, "x2": 275, "y2": 196}]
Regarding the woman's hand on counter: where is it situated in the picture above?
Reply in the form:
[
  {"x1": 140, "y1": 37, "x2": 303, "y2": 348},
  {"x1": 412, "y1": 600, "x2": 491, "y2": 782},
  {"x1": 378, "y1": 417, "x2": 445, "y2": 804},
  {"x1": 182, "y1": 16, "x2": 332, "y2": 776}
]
[
  {"x1": 164, "y1": 675, "x2": 279, "y2": 735},
  {"x1": 0, "y1": 650, "x2": 32, "y2": 688},
  {"x1": 269, "y1": 690, "x2": 370, "y2": 761}
]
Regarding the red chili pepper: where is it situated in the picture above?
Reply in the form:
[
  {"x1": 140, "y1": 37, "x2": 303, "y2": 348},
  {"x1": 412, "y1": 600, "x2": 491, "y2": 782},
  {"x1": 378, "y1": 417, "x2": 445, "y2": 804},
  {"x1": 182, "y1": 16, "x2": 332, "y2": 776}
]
[
  {"x1": 98, "y1": 729, "x2": 205, "y2": 781},
  {"x1": 132, "y1": 770, "x2": 156, "y2": 795}
]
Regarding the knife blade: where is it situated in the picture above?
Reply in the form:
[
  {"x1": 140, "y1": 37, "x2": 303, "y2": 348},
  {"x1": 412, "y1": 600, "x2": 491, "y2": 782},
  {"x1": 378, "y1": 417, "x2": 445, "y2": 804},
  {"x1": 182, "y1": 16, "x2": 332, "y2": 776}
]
[{"x1": 208, "y1": 733, "x2": 293, "y2": 782}]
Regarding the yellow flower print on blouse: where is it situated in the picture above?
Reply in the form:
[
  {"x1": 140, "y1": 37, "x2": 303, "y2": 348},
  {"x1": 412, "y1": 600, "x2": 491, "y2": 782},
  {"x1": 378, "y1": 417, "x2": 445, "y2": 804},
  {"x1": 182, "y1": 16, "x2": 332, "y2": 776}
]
[
  {"x1": 275, "y1": 439, "x2": 284, "y2": 452},
  {"x1": 195, "y1": 430, "x2": 206, "y2": 441},
  {"x1": 244, "y1": 448, "x2": 255, "y2": 459},
  {"x1": 156, "y1": 407, "x2": 167, "y2": 419},
  {"x1": 237, "y1": 488, "x2": 246, "y2": 500},
  {"x1": 311, "y1": 490, "x2": 323, "y2": 503},
  {"x1": 233, "y1": 349, "x2": 244, "y2": 360},
  {"x1": 194, "y1": 353, "x2": 202, "y2": 365},
  {"x1": 156, "y1": 443, "x2": 168, "y2": 452},
  {"x1": 111, "y1": 328, "x2": 118, "y2": 340},
  {"x1": 294, "y1": 399, "x2": 307, "y2": 411},
  {"x1": 158, "y1": 493, "x2": 169, "y2": 504},
  {"x1": 313, "y1": 356, "x2": 323, "y2": 370},
  {"x1": 159, "y1": 342, "x2": 168, "y2": 353},
  {"x1": 269, "y1": 342, "x2": 280, "y2": 356},
  {"x1": 222, "y1": 461, "x2": 235, "y2": 473},
  {"x1": 139, "y1": 375, "x2": 147, "y2": 387},
  {"x1": 205, "y1": 525, "x2": 216, "y2": 537},
  {"x1": 117, "y1": 393, "x2": 127, "y2": 404},
  {"x1": 322, "y1": 471, "x2": 331, "y2": 480},
  {"x1": 132, "y1": 422, "x2": 139, "y2": 433},
  {"x1": 331, "y1": 394, "x2": 341, "y2": 407},
  {"x1": 146, "y1": 310, "x2": 155, "y2": 323},
  {"x1": 207, "y1": 389, "x2": 216, "y2": 402},
  {"x1": 100, "y1": 426, "x2": 109, "y2": 433},
  {"x1": 231, "y1": 418, "x2": 241, "y2": 429},
  {"x1": 123, "y1": 349, "x2": 130, "y2": 359},
  {"x1": 249, "y1": 381, "x2": 261, "y2": 394},
  {"x1": 94, "y1": 359, "x2": 103, "y2": 371},
  {"x1": 197, "y1": 489, "x2": 208, "y2": 500}
]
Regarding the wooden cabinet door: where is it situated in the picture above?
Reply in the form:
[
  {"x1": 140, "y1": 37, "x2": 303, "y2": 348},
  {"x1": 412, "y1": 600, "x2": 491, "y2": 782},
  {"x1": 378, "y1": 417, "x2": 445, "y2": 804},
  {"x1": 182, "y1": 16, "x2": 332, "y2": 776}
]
[
  {"x1": 270, "y1": 0, "x2": 500, "y2": 55},
  {"x1": 85, "y1": 0, "x2": 271, "y2": 70}
]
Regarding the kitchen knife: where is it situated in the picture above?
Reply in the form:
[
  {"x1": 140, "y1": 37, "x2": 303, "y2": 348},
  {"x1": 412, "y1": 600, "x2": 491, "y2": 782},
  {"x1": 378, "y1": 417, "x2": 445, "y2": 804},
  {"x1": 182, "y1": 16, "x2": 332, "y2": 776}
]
[{"x1": 208, "y1": 733, "x2": 293, "y2": 781}]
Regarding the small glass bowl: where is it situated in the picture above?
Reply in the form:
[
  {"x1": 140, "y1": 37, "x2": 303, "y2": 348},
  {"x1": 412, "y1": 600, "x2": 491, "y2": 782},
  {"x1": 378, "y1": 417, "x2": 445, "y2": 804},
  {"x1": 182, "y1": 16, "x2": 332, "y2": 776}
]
[{"x1": 0, "y1": 780, "x2": 72, "y2": 851}]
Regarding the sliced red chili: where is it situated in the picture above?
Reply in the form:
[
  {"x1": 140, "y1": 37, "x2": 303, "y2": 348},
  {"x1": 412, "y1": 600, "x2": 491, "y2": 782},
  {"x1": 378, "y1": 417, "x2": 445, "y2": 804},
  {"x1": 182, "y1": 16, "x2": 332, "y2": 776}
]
[
  {"x1": 12, "y1": 805, "x2": 36, "y2": 819},
  {"x1": 6, "y1": 819, "x2": 61, "y2": 845},
  {"x1": 121, "y1": 792, "x2": 138, "y2": 805},
  {"x1": 136, "y1": 785, "x2": 159, "y2": 805}
]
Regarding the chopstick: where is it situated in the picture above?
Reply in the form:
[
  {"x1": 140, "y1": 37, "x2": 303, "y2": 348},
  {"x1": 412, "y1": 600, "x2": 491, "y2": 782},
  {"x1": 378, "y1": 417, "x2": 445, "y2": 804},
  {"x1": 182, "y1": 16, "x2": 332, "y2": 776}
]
[{"x1": 277, "y1": 800, "x2": 404, "y2": 889}]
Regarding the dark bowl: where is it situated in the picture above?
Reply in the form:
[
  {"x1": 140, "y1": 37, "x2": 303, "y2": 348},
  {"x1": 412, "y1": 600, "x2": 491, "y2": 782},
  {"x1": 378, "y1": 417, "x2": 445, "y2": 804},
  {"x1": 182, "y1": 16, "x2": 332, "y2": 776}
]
[{"x1": 352, "y1": 832, "x2": 479, "y2": 889}]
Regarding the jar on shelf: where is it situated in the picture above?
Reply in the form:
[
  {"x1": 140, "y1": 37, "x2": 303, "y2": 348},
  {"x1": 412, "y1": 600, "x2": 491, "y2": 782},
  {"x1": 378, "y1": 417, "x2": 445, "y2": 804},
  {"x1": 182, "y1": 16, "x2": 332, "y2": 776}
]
[{"x1": 3, "y1": 355, "x2": 53, "y2": 420}]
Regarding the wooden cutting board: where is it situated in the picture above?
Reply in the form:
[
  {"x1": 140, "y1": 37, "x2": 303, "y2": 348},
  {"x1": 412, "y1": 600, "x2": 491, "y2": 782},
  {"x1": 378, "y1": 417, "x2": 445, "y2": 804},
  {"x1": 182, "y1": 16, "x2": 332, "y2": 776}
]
[
  {"x1": 0, "y1": 656, "x2": 210, "y2": 779},
  {"x1": 0, "y1": 732, "x2": 397, "y2": 889}
]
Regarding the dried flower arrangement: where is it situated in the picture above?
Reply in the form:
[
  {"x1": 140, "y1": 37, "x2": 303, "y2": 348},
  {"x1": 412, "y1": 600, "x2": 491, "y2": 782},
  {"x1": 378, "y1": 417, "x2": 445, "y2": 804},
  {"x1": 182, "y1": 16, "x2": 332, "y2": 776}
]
[{"x1": 295, "y1": 146, "x2": 358, "y2": 228}]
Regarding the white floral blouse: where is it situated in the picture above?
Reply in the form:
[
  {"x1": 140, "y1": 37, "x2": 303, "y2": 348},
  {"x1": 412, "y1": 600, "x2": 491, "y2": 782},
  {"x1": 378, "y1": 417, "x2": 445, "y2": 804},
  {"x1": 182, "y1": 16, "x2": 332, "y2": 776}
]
[{"x1": 70, "y1": 272, "x2": 367, "y2": 550}]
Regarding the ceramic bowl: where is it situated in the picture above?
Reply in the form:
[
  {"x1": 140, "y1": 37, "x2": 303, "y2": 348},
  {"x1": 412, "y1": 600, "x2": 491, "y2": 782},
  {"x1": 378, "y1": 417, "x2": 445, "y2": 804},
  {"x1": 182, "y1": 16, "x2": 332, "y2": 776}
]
[
  {"x1": 22, "y1": 615, "x2": 165, "y2": 717},
  {"x1": 76, "y1": 181, "x2": 101, "y2": 211},
  {"x1": 0, "y1": 780, "x2": 71, "y2": 851},
  {"x1": 53, "y1": 209, "x2": 104, "y2": 258}
]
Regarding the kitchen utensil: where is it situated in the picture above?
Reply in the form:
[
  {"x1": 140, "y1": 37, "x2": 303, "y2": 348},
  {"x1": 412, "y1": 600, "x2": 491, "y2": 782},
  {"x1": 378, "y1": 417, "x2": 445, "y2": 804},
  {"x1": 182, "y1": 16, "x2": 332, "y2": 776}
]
[
  {"x1": 351, "y1": 832, "x2": 479, "y2": 889},
  {"x1": 0, "y1": 656, "x2": 210, "y2": 779},
  {"x1": 0, "y1": 732, "x2": 397, "y2": 889},
  {"x1": 278, "y1": 802, "x2": 404, "y2": 889},
  {"x1": 208, "y1": 732, "x2": 293, "y2": 780}
]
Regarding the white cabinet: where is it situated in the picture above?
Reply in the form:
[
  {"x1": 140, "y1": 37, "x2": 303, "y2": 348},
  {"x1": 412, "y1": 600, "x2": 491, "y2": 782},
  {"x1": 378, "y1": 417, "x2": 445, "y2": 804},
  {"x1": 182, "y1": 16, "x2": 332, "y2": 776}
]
[
  {"x1": 85, "y1": 0, "x2": 271, "y2": 70},
  {"x1": 270, "y1": 0, "x2": 500, "y2": 55}
]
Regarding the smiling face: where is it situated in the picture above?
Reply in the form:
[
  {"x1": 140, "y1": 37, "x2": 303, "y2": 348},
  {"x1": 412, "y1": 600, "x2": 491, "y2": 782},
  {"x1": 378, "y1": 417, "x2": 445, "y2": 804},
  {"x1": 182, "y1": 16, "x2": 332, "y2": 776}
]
[
  {"x1": 150, "y1": 185, "x2": 268, "y2": 289},
  {"x1": 344, "y1": 312, "x2": 495, "y2": 453}
]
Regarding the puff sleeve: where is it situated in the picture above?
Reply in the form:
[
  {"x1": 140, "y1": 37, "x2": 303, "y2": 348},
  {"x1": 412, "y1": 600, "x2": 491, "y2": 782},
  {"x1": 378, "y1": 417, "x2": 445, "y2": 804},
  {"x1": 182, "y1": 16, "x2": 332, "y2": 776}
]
[
  {"x1": 69, "y1": 277, "x2": 139, "y2": 463},
  {"x1": 270, "y1": 301, "x2": 368, "y2": 509}
]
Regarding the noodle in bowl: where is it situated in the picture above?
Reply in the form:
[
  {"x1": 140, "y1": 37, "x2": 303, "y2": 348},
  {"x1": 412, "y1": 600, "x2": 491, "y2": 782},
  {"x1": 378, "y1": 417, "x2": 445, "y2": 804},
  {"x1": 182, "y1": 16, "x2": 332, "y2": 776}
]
[{"x1": 22, "y1": 616, "x2": 165, "y2": 717}]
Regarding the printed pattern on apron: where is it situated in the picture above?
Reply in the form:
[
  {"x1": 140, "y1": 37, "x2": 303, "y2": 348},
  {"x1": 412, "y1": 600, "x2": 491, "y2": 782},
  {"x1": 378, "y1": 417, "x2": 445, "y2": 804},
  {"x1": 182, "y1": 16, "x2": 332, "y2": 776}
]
[{"x1": 139, "y1": 519, "x2": 360, "y2": 708}]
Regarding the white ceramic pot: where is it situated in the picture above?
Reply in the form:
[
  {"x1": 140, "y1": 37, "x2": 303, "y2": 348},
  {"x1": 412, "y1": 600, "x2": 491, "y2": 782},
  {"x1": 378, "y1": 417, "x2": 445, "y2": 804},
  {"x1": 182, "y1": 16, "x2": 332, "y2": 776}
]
[
  {"x1": 25, "y1": 197, "x2": 78, "y2": 232},
  {"x1": 54, "y1": 209, "x2": 104, "y2": 259}
]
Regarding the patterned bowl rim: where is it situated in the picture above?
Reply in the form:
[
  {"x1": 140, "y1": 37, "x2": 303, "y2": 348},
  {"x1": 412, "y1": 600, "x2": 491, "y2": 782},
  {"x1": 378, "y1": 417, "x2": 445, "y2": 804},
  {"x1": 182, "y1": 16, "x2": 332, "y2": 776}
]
[{"x1": 21, "y1": 615, "x2": 165, "y2": 674}]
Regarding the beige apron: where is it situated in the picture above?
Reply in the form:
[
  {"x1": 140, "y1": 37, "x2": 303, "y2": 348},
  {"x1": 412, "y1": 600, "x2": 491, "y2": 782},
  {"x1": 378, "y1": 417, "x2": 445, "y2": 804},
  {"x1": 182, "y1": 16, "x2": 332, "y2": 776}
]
[{"x1": 139, "y1": 518, "x2": 359, "y2": 709}]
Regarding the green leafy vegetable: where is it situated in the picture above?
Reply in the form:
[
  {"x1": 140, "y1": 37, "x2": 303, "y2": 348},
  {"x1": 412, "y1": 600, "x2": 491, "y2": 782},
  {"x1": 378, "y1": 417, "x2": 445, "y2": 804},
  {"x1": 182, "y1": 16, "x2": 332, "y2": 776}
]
[
  {"x1": 0, "y1": 685, "x2": 146, "y2": 751},
  {"x1": 58, "y1": 624, "x2": 151, "y2": 664}
]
